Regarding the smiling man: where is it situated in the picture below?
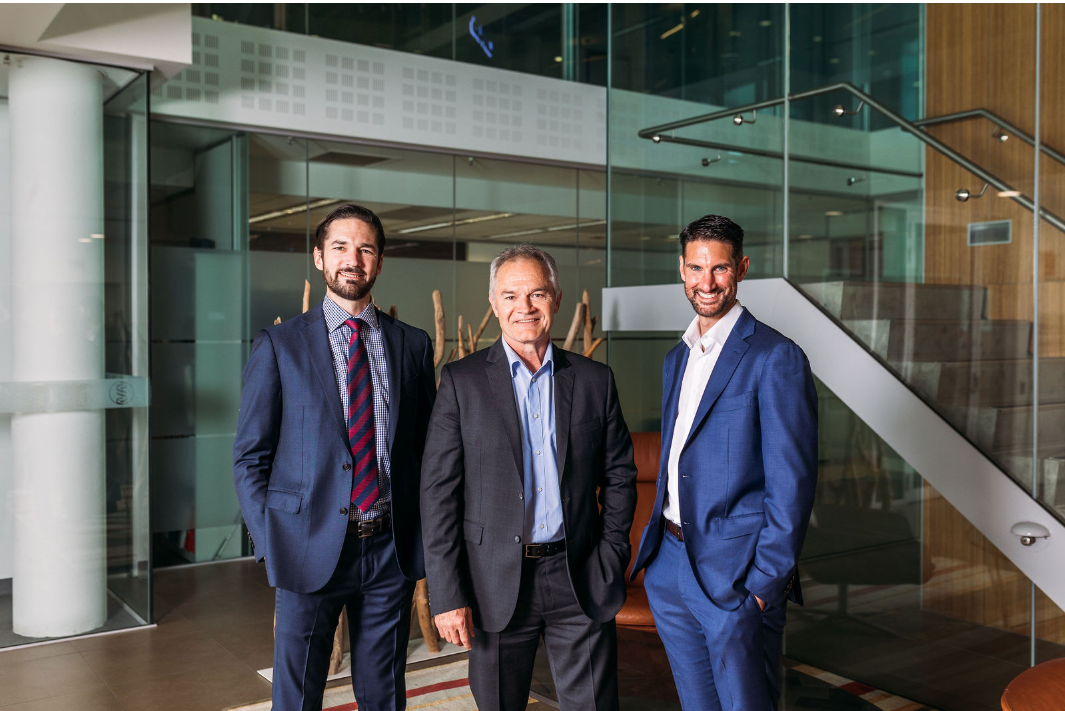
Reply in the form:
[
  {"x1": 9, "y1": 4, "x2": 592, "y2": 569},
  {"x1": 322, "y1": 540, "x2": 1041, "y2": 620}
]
[
  {"x1": 629, "y1": 214, "x2": 818, "y2": 711},
  {"x1": 421, "y1": 244, "x2": 637, "y2": 711},
  {"x1": 234, "y1": 203, "x2": 436, "y2": 711}
]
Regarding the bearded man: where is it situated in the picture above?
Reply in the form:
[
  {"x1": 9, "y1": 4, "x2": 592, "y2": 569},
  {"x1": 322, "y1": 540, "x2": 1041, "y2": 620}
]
[
  {"x1": 629, "y1": 214, "x2": 818, "y2": 711},
  {"x1": 234, "y1": 203, "x2": 436, "y2": 711}
]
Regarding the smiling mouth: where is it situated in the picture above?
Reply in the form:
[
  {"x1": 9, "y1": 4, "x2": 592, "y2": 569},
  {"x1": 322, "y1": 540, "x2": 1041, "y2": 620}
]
[
  {"x1": 514, "y1": 318, "x2": 540, "y2": 324},
  {"x1": 338, "y1": 270, "x2": 365, "y2": 279},
  {"x1": 694, "y1": 290, "x2": 720, "y2": 299}
]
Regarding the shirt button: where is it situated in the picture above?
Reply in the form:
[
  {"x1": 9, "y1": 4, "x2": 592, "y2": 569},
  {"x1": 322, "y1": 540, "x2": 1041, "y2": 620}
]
[
  {"x1": 514, "y1": 535, "x2": 521, "y2": 543},
  {"x1": 340, "y1": 507, "x2": 348, "y2": 516},
  {"x1": 535, "y1": 450, "x2": 541, "y2": 455},
  {"x1": 537, "y1": 487, "x2": 542, "y2": 492},
  {"x1": 343, "y1": 463, "x2": 351, "y2": 471},
  {"x1": 533, "y1": 414, "x2": 539, "y2": 419},
  {"x1": 539, "y1": 524, "x2": 545, "y2": 529}
]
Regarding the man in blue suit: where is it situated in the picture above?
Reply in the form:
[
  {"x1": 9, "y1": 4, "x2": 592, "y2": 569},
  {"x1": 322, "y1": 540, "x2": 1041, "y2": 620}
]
[
  {"x1": 234, "y1": 203, "x2": 436, "y2": 711},
  {"x1": 630, "y1": 214, "x2": 818, "y2": 711}
]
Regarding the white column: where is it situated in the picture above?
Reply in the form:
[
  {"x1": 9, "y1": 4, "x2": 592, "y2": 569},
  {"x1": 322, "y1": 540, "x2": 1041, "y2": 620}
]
[{"x1": 9, "y1": 56, "x2": 106, "y2": 637}]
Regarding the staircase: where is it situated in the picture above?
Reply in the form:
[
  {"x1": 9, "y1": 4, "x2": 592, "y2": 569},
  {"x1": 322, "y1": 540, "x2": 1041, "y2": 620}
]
[{"x1": 802, "y1": 280, "x2": 1065, "y2": 518}]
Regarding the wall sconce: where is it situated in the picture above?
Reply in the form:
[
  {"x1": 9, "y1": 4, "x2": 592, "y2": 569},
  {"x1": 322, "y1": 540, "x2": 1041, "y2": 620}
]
[
  {"x1": 702, "y1": 155, "x2": 722, "y2": 167},
  {"x1": 833, "y1": 100, "x2": 866, "y2": 117},
  {"x1": 733, "y1": 110, "x2": 756, "y2": 125},
  {"x1": 955, "y1": 182, "x2": 989, "y2": 202}
]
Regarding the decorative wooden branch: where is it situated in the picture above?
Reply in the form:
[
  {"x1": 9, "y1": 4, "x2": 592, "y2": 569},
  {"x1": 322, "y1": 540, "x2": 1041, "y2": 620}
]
[
  {"x1": 562, "y1": 302, "x2": 586, "y2": 351},
  {"x1": 582, "y1": 290, "x2": 592, "y2": 355},
  {"x1": 457, "y1": 315, "x2": 467, "y2": 358},
  {"x1": 302, "y1": 280, "x2": 311, "y2": 314},
  {"x1": 472, "y1": 306, "x2": 493, "y2": 352},
  {"x1": 583, "y1": 337, "x2": 605, "y2": 358},
  {"x1": 432, "y1": 290, "x2": 446, "y2": 368},
  {"x1": 467, "y1": 323, "x2": 475, "y2": 354},
  {"x1": 388, "y1": 305, "x2": 398, "y2": 319}
]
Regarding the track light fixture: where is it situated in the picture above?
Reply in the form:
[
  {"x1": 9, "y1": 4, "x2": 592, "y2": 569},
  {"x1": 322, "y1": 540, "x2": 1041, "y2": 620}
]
[
  {"x1": 833, "y1": 100, "x2": 866, "y2": 117},
  {"x1": 732, "y1": 109, "x2": 756, "y2": 126},
  {"x1": 701, "y1": 155, "x2": 722, "y2": 167},
  {"x1": 955, "y1": 182, "x2": 989, "y2": 202}
]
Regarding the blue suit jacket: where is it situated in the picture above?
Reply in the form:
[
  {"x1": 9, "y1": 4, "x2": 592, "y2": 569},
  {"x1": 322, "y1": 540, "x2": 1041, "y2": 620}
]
[
  {"x1": 233, "y1": 304, "x2": 436, "y2": 594},
  {"x1": 630, "y1": 308, "x2": 818, "y2": 611}
]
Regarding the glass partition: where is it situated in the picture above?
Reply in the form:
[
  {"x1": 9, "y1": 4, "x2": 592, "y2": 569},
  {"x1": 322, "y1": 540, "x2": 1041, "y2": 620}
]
[{"x1": 0, "y1": 57, "x2": 150, "y2": 646}]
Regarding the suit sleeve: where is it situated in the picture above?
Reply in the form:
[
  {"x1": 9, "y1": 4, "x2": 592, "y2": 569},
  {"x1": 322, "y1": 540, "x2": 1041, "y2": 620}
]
[
  {"x1": 233, "y1": 329, "x2": 282, "y2": 562},
  {"x1": 596, "y1": 366, "x2": 639, "y2": 567},
  {"x1": 414, "y1": 333, "x2": 437, "y2": 467},
  {"x1": 420, "y1": 364, "x2": 469, "y2": 615},
  {"x1": 744, "y1": 341, "x2": 819, "y2": 606}
]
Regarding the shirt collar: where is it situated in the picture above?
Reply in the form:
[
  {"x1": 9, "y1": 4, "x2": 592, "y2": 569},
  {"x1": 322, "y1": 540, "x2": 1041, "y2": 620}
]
[
  {"x1": 501, "y1": 337, "x2": 554, "y2": 378},
  {"x1": 323, "y1": 295, "x2": 380, "y2": 333},
  {"x1": 682, "y1": 302, "x2": 744, "y2": 353}
]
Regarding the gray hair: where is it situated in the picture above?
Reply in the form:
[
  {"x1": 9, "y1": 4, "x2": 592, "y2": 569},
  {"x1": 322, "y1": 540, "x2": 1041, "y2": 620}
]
[{"x1": 488, "y1": 244, "x2": 562, "y2": 299}]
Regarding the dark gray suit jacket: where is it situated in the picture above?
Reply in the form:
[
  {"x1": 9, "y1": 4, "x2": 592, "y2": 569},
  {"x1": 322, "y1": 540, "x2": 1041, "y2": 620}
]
[{"x1": 421, "y1": 339, "x2": 638, "y2": 633}]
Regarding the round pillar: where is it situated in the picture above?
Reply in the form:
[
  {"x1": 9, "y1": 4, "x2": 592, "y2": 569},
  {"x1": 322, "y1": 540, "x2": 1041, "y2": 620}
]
[{"x1": 9, "y1": 56, "x2": 106, "y2": 637}]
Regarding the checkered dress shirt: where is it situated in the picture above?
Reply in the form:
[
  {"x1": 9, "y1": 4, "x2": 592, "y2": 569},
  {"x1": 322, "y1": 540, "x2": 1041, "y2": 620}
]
[{"x1": 322, "y1": 296, "x2": 392, "y2": 522}]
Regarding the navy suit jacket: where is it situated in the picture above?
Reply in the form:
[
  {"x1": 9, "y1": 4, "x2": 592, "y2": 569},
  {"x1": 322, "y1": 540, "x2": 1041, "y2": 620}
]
[
  {"x1": 233, "y1": 304, "x2": 436, "y2": 594},
  {"x1": 630, "y1": 308, "x2": 818, "y2": 611}
]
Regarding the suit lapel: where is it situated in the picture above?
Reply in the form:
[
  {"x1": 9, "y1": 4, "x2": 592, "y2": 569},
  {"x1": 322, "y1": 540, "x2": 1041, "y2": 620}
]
[
  {"x1": 378, "y1": 310, "x2": 404, "y2": 451},
  {"x1": 553, "y1": 349, "x2": 574, "y2": 481},
  {"x1": 683, "y1": 309, "x2": 755, "y2": 449},
  {"x1": 301, "y1": 306, "x2": 347, "y2": 442},
  {"x1": 485, "y1": 340, "x2": 524, "y2": 481}
]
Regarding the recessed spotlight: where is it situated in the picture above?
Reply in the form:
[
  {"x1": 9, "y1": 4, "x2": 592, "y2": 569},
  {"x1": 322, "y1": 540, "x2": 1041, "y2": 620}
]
[{"x1": 554, "y1": 56, "x2": 562, "y2": 63}]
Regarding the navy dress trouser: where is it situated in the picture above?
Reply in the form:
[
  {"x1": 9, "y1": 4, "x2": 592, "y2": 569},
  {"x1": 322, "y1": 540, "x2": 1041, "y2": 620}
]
[
  {"x1": 644, "y1": 533, "x2": 787, "y2": 711},
  {"x1": 272, "y1": 529, "x2": 415, "y2": 711}
]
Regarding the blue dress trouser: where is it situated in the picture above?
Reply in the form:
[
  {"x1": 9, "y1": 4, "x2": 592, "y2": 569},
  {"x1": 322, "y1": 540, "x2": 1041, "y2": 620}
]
[
  {"x1": 272, "y1": 529, "x2": 415, "y2": 711},
  {"x1": 644, "y1": 533, "x2": 786, "y2": 711}
]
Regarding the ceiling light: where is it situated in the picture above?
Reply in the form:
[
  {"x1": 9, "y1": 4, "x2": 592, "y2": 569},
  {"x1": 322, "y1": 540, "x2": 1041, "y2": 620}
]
[
  {"x1": 798, "y1": 234, "x2": 814, "y2": 240},
  {"x1": 813, "y1": 36, "x2": 822, "y2": 43},
  {"x1": 829, "y1": 58, "x2": 840, "y2": 65},
  {"x1": 690, "y1": 9, "x2": 700, "y2": 18},
  {"x1": 248, "y1": 198, "x2": 340, "y2": 225},
  {"x1": 824, "y1": 211, "x2": 843, "y2": 217},
  {"x1": 760, "y1": 19, "x2": 772, "y2": 27},
  {"x1": 997, "y1": 190, "x2": 1022, "y2": 198},
  {"x1": 729, "y1": 30, "x2": 742, "y2": 38},
  {"x1": 90, "y1": 233, "x2": 105, "y2": 239},
  {"x1": 78, "y1": 237, "x2": 93, "y2": 243},
  {"x1": 660, "y1": 23, "x2": 684, "y2": 40},
  {"x1": 398, "y1": 212, "x2": 514, "y2": 235},
  {"x1": 554, "y1": 56, "x2": 562, "y2": 63}
]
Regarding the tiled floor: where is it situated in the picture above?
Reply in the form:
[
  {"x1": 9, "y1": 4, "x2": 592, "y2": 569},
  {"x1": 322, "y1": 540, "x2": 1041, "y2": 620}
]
[{"x1": 0, "y1": 560, "x2": 935, "y2": 711}]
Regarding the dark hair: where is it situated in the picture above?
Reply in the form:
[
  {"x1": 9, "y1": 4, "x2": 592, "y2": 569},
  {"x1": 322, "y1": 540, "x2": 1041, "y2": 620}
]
[
  {"x1": 314, "y1": 203, "x2": 386, "y2": 254},
  {"x1": 679, "y1": 214, "x2": 744, "y2": 262}
]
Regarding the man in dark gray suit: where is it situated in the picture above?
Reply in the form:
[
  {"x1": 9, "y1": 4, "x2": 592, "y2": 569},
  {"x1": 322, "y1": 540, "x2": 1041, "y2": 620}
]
[{"x1": 421, "y1": 244, "x2": 638, "y2": 711}]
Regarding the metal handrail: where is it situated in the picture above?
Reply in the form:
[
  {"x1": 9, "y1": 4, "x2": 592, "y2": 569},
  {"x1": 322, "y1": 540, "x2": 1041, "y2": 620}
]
[
  {"x1": 914, "y1": 108, "x2": 1065, "y2": 168},
  {"x1": 639, "y1": 82, "x2": 1065, "y2": 234}
]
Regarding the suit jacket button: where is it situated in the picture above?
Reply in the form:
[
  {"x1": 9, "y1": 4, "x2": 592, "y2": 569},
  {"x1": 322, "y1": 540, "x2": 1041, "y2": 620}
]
[
  {"x1": 518, "y1": 492, "x2": 524, "y2": 500},
  {"x1": 343, "y1": 463, "x2": 352, "y2": 471},
  {"x1": 514, "y1": 535, "x2": 521, "y2": 543},
  {"x1": 340, "y1": 507, "x2": 348, "y2": 516}
]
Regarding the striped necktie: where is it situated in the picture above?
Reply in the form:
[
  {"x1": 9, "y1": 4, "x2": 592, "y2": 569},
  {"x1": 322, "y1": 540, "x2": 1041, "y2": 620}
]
[{"x1": 345, "y1": 318, "x2": 379, "y2": 512}]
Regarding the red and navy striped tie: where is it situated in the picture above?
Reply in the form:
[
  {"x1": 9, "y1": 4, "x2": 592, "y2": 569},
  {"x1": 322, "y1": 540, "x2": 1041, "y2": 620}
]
[{"x1": 345, "y1": 318, "x2": 379, "y2": 512}]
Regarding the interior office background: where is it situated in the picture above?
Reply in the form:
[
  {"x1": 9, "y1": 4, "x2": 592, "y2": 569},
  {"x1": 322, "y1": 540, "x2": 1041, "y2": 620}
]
[{"x1": 0, "y1": 4, "x2": 1063, "y2": 710}]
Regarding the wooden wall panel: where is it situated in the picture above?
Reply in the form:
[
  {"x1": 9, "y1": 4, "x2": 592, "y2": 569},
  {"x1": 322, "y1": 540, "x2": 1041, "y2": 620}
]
[{"x1": 923, "y1": 4, "x2": 1065, "y2": 647}]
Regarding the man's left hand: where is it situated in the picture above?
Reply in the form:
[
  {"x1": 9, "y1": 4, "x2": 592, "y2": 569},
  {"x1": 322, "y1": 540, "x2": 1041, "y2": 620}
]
[{"x1": 754, "y1": 594, "x2": 766, "y2": 611}]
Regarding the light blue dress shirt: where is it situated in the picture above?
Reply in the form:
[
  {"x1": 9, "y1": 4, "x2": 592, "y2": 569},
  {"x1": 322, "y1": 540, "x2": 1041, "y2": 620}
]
[{"x1": 501, "y1": 338, "x2": 565, "y2": 544}]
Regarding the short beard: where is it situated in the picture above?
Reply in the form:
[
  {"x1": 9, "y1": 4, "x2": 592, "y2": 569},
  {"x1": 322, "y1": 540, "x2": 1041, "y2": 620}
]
[
  {"x1": 325, "y1": 268, "x2": 376, "y2": 303},
  {"x1": 686, "y1": 286, "x2": 735, "y2": 320}
]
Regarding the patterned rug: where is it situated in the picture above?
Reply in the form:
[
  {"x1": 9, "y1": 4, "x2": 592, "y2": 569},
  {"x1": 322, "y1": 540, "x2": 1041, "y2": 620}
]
[{"x1": 228, "y1": 659, "x2": 540, "y2": 710}]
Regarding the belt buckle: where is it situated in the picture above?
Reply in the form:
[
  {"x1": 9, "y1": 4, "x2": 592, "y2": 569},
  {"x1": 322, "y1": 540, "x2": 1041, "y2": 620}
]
[
  {"x1": 358, "y1": 519, "x2": 380, "y2": 538},
  {"x1": 524, "y1": 544, "x2": 544, "y2": 559}
]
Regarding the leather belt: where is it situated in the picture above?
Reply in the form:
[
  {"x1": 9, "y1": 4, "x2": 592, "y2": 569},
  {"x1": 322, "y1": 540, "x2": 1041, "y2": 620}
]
[
  {"x1": 347, "y1": 513, "x2": 391, "y2": 538},
  {"x1": 664, "y1": 519, "x2": 684, "y2": 542},
  {"x1": 524, "y1": 539, "x2": 566, "y2": 558}
]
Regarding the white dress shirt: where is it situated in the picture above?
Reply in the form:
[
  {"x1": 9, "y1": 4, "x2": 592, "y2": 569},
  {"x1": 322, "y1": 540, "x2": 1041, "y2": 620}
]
[{"x1": 663, "y1": 303, "x2": 745, "y2": 526}]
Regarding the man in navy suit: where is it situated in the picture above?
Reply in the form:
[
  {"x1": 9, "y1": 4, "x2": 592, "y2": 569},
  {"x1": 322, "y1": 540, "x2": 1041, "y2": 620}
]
[
  {"x1": 630, "y1": 214, "x2": 818, "y2": 711},
  {"x1": 234, "y1": 203, "x2": 436, "y2": 711}
]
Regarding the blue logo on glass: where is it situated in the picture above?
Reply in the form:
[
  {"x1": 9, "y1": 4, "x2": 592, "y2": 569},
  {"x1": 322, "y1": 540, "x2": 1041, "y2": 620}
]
[{"x1": 469, "y1": 16, "x2": 493, "y2": 58}]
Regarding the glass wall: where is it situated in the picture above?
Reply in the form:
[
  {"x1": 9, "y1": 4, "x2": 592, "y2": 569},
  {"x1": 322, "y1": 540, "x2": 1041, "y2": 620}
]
[
  {"x1": 148, "y1": 120, "x2": 607, "y2": 566},
  {"x1": 0, "y1": 56, "x2": 151, "y2": 647},
  {"x1": 607, "y1": 4, "x2": 1065, "y2": 710}
]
